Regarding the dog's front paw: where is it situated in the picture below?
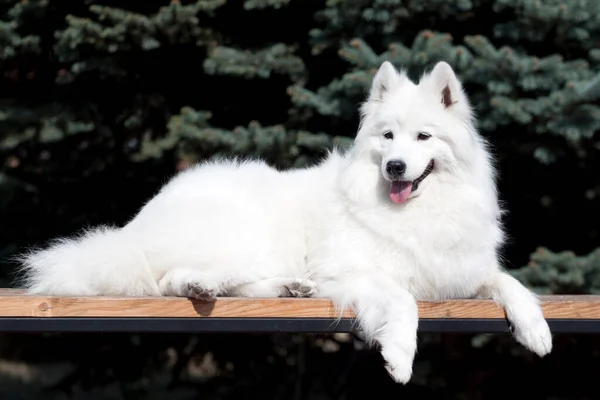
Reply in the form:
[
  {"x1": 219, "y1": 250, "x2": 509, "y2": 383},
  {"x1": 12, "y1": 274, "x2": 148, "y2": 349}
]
[
  {"x1": 384, "y1": 360, "x2": 412, "y2": 385},
  {"x1": 380, "y1": 342, "x2": 415, "y2": 384},
  {"x1": 511, "y1": 313, "x2": 552, "y2": 357}
]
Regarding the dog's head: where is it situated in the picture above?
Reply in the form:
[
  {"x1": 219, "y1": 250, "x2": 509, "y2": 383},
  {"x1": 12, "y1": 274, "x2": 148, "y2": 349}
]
[{"x1": 355, "y1": 61, "x2": 478, "y2": 204}]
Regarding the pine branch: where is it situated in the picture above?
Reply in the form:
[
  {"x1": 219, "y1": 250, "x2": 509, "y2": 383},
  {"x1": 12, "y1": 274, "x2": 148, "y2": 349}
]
[
  {"x1": 54, "y1": 0, "x2": 226, "y2": 64},
  {"x1": 0, "y1": 102, "x2": 95, "y2": 150},
  {"x1": 511, "y1": 247, "x2": 600, "y2": 295},
  {"x1": 204, "y1": 43, "x2": 306, "y2": 82},
  {"x1": 133, "y1": 106, "x2": 351, "y2": 168},
  {"x1": 310, "y1": 0, "x2": 475, "y2": 54},
  {"x1": 244, "y1": 0, "x2": 290, "y2": 10},
  {"x1": 0, "y1": 0, "x2": 44, "y2": 60},
  {"x1": 493, "y1": 0, "x2": 600, "y2": 50},
  {"x1": 576, "y1": 72, "x2": 600, "y2": 102}
]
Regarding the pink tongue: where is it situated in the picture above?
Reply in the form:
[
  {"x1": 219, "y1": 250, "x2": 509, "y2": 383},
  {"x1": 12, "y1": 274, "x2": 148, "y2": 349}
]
[{"x1": 390, "y1": 181, "x2": 412, "y2": 204}]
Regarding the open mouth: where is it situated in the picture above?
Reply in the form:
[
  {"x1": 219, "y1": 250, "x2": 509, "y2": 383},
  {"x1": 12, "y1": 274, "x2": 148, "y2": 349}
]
[{"x1": 389, "y1": 160, "x2": 435, "y2": 204}]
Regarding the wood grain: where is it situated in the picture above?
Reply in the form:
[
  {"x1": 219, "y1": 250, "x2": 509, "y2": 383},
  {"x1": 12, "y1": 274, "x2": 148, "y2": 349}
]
[{"x1": 0, "y1": 289, "x2": 599, "y2": 319}]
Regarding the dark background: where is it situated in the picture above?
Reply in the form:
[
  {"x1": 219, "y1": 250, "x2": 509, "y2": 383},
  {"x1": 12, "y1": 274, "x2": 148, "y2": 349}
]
[{"x1": 0, "y1": 0, "x2": 599, "y2": 399}]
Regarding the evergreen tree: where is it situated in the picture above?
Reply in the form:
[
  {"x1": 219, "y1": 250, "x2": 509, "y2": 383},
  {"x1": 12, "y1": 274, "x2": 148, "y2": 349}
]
[{"x1": 1, "y1": 1, "x2": 599, "y2": 399}]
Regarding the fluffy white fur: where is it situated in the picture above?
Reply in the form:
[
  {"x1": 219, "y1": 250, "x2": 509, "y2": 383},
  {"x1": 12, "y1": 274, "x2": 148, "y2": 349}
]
[{"x1": 17, "y1": 61, "x2": 552, "y2": 384}]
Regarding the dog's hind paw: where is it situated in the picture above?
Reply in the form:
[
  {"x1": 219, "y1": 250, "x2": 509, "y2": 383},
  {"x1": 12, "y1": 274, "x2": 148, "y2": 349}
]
[
  {"x1": 284, "y1": 279, "x2": 318, "y2": 298},
  {"x1": 158, "y1": 268, "x2": 220, "y2": 301},
  {"x1": 187, "y1": 282, "x2": 217, "y2": 301}
]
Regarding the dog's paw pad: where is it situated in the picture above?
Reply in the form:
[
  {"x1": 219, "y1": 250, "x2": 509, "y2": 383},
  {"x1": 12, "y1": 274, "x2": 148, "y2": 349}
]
[
  {"x1": 285, "y1": 279, "x2": 317, "y2": 298},
  {"x1": 187, "y1": 282, "x2": 217, "y2": 301}
]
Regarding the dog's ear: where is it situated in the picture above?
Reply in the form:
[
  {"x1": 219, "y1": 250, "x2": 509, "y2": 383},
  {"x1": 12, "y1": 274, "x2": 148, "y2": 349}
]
[
  {"x1": 367, "y1": 61, "x2": 401, "y2": 103},
  {"x1": 427, "y1": 61, "x2": 472, "y2": 118}
]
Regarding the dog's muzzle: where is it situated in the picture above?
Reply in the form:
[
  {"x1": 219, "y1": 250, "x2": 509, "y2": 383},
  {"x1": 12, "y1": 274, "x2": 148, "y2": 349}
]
[{"x1": 388, "y1": 160, "x2": 435, "y2": 204}]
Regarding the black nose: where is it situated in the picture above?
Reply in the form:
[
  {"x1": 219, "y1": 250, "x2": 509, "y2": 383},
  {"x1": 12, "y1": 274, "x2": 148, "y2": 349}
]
[{"x1": 386, "y1": 160, "x2": 406, "y2": 178}]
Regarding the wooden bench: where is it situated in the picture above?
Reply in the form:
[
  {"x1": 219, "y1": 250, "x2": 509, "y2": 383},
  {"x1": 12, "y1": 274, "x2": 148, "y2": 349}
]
[{"x1": 1, "y1": 289, "x2": 599, "y2": 333}]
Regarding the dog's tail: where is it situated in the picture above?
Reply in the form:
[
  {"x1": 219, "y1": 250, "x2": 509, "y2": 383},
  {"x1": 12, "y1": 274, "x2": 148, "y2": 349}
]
[{"x1": 14, "y1": 225, "x2": 161, "y2": 296}]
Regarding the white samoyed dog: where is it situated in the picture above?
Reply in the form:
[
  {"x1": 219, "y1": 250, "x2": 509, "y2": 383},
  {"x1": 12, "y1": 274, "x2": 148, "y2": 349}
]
[{"x1": 18, "y1": 61, "x2": 552, "y2": 384}]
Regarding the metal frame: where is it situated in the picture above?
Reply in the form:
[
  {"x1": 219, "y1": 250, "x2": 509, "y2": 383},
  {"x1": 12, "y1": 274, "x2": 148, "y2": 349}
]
[{"x1": 0, "y1": 317, "x2": 598, "y2": 333}]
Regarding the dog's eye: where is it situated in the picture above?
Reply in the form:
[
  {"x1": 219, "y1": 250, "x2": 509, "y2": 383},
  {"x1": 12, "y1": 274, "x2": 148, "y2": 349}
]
[
  {"x1": 383, "y1": 131, "x2": 394, "y2": 140},
  {"x1": 417, "y1": 132, "x2": 431, "y2": 141}
]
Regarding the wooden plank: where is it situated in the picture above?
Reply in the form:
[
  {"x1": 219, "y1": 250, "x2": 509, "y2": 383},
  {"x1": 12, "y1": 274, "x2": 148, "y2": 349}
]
[{"x1": 0, "y1": 289, "x2": 599, "y2": 320}]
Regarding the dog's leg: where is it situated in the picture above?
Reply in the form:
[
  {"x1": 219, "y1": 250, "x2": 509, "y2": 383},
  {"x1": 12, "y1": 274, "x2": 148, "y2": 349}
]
[
  {"x1": 158, "y1": 269, "x2": 318, "y2": 300},
  {"x1": 158, "y1": 268, "x2": 223, "y2": 300},
  {"x1": 478, "y1": 271, "x2": 552, "y2": 356},
  {"x1": 226, "y1": 277, "x2": 318, "y2": 298},
  {"x1": 321, "y1": 274, "x2": 419, "y2": 384}
]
